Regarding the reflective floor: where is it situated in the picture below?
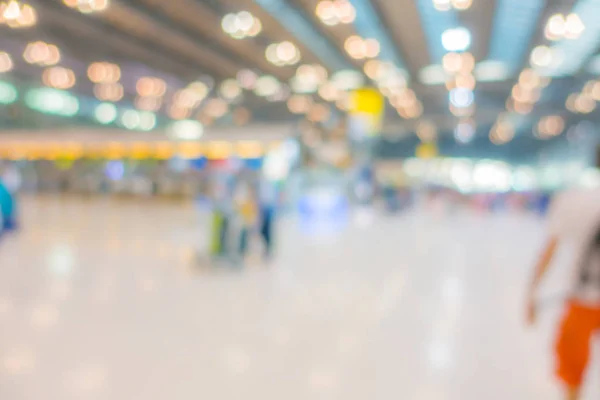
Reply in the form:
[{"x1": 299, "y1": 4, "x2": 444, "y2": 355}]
[{"x1": 1, "y1": 196, "x2": 599, "y2": 399}]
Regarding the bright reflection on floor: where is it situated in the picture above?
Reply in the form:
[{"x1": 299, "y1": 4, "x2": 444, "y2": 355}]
[{"x1": 0, "y1": 196, "x2": 599, "y2": 399}]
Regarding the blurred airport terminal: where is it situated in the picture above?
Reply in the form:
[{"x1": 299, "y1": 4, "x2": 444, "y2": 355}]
[{"x1": 1, "y1": 0, "x2": 600, "y2": 399}]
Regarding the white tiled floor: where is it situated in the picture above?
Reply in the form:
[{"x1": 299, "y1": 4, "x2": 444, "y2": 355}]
[{"x1": 0, "y1": 196, "x2": 598, "y2": 399}]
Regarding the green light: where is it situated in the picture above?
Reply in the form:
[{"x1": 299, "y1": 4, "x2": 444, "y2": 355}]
[
  {"x1": 94, "y1": 102, "x2": 117, "y2": 124},
  {"x1": 0, "y1": 81, "x2": 17, "y2": 104},
  {"x1": 121, "y1": 110, "x2": 140, "y2": 130},
  {"x1": 25, "y1": 88, "x2": 79, "y2": 116},
  {"x1": 138, "y1": 111, "x2": 156, "y2": 131}
]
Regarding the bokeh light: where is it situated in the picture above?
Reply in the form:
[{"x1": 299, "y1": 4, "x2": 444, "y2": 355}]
[
  {"x1": 94, "y1": 82, "x2": 124, "y2": 102},
  {"x1": 266, "y1": 41, "x2": 301, "y2": 67},
  {"x1": 222, "y1": 11, "x2": 262, "y2": 39},
  {"x1": 62, "y1": 0, "x2": 109, "y2": 13},
  {"x1": 94, "y1": 102, "x2": 117, "y2": 124},
  {"x1": 23, "y1": 41, "x2": 60, "y2": 66},
  {"x1": 42, "y1": 66, "x2": 76, "y2": 90},
  {"x1": 315, "y1": 0, "x2": 356, "y2": 26},
  {"x1": 0, "y1": 51, "x2": 13, "y2": 73}
]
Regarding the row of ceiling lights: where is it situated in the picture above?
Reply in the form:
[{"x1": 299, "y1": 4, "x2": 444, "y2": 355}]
[
  {"x1": 505, "y1": 10, "x2": 587, "y2": 142},
  {"x1": 316, "y1": 0, "x2": 423, "y2": 120},
  {"x1": 221, "y1": 4, "x2": 414, "y2": 124}
]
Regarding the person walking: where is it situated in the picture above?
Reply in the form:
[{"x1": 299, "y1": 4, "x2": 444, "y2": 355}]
[{"x1": 526, "y1": 184, "x2": 600, "y2": 400}]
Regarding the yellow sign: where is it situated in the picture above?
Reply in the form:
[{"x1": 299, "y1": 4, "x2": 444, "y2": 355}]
[
  {"x1": 349, "y1": 88, "x2": 385, "y2": 136},
  {"x1": 416, "y1": 142, "x2": 438, "y2": 159},
  {"x1": 350, "y1": 88, "x2": 384, "y2": 116}
]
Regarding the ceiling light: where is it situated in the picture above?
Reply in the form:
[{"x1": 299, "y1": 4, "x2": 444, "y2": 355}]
[
  {"x1": 474, "y1": 61, "x2": 510, "y2": 82},
  {"x1": 135, "y1": 96, "x2": 162, "y2": 112},
  {"x1": 219, "y1": 79, "x2": 242, "y2": 102},
  {"x1": 453, "y1": 73, "x2": 476, "y2": 90},
  {"x1": 87, "y1": 62, "x2": 120, "y2": 84},
  {"x1": 318, "y1": 82, "x2": 340, "y2": 102},
  {"x1": 512, "y1": 100, "x2": 533, "y2": 115},
  {"x1": 364, "y1": 60, "x2": 382, "y2": 80},
  {"x1": 565, "y1": 93, "x2": 578, "y2": 113},
  {"x1": 441, "y1": 27, "x2": 471, "y2": 52},
  {"x1": 490, "y1": 120, "x2": 515, "y2": 145},
  {"x1": 345, "y1": 36, "x2": 365, "y2": 60},
  {"x1": 287, "y1": 94, "x2": 312, "y2": 114},
  {"x1": 545, "y1": 14, "x2": 566, "y2": 41},
  {"x1": 136, "y1": 77, "x2": 166, "y2": 97},
  {"x1": 237, "y1": 69, "x2": 258, "y2": 90},
  {"x1": 266, "y1": 84, "x2": 290, "y2": 102},
  {"x1": 169, "y1": 120, "x2": 204, "y2": 141},
  {"x1": 93, "y1": 82, "x2": 123, "y2": 102},
  {"x1": 419, "y1": 64, "x2": 447, "y2": 85},
  {"x1": 121, "y1": 110, "x2": 140, "y2": 130},
  {"x1": 307, "y1": 103, "x2": 330, "y2": 123},
  {"x1": 0, "y1": 80, "x2": 17, "y2": 104},
  {"x1": 0, "y1": 51, "x2": 13, "y2": 73},
  {"x1": 344, "y1": 36, "x2": 379, "y2": 60},
  {"x1": 315, "y1": 0, "x2": 356, "y2": 26},
  {"x1": 536, "y1": 115, "x2": 564, "y2": 138},
  {"x1": 203, "y1": 98, "x2": 228, "y2": 118},
  {"x1": 63, "y1": 0, "x2": 109, "y2": 13},
  {"x1": 564, "y1": 13, "x2": 585, "y2": 40},
  {"x1": 589, "y1": 81, "x2": 600, "y2": 101},
  {"x1": 138, "y1": 111, "x2": 156, "y2": 131},
  {"x1": 416, "y1": 120, "x2": 437, "y2": 143},
  {"x1": 544, "y1": 13, "x2": 585, "y2": 41},
  {"x1": 254, "y1": 75, "x2": 281, "y2": 97},
  {"x1": 433, "y1": 0, "x2": 451, "y2": 11},
  {"x1": 364, "y1": 39, "x2": 381, "y2": 58},
  {"x1": 266, "y1": 41, "x2": 300, "y2": 66},
  {"x1": 530, "y1": 45, "x2": 553, "y2": 68},
  {"x1": 331, "y1": 69, "x2": 364, "y2": 91},
  {"x1": 511, "y1": 84, "x2": 540, "y2": 104},
  {"x1": 518, "y1": 68, "x2": 541, "y2": 89},
  {"x1": 451, "y1": 0, "x2": 472, "y2": 10},
  {"x1": 574, "y1": 94, "x2": 596, "y2": 114},
  {"x1": 168, "y1": 104, "x2": 191, "y2": 120},
  {"x1": 23, "y1": 41, "x2": 60, "y2": 66},
  {"x1": 292, "y1": 64, "x2": 328, "y2": 94},
  {"x1": 454, "y1": 118, "x2": 476, "y2": 143},
  {"x1": 221, "y1": 11, "x2": 262, "y2": 39},
  {"x1": 449, "y1": 87, "x2": 473, "y2": 108},
  {"x1": 42, "y1": 66, "x2": 76, "y2": 89},
  {"x1": 94, "y1": 102, "x2": 117, "y2": 124},
  {"x1": 25, "y1": 88, "x2": 79, "y2": 116},
  {"x1": 442, "y1": 52, "x2": 462, "y2": 74},
  {"x1": 0, "y1": 0, "x2": 37, "y2": 28}
]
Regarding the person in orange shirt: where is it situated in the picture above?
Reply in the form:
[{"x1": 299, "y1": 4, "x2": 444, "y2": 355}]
[{"x1": 527, "y1": 186, "x2": 600, "y2": 400}]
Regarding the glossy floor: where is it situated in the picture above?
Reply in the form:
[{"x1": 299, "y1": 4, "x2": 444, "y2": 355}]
[{"x1": 0, "y1": 196, "x2": 598, "y2": 399}]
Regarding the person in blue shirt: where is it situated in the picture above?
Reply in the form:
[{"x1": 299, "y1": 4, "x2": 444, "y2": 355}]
[{"x1": 0, "y1": 181, "x2": 15, "y2": 232}]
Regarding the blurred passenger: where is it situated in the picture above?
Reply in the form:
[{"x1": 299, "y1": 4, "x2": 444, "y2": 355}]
[
  {"x1": 2, "y1": 162, "x2": 21, "y2": 194},
  {"x1": 0, "y1": 180, "x2": 15, "y2": 232},
  {"x1": 234, "y1": 184, "x2": 257, "y2": 262},
  {"x1": 259, "y1": 180, "x2": 277, "y2": 260},
  {"x1": 526, "y1": 173, "x2": 600, "y2": 400}
]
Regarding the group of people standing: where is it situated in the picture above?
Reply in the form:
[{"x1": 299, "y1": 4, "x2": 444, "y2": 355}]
[{"x1": 210, "y1": 180, "x2": 276, "y2": 265}]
